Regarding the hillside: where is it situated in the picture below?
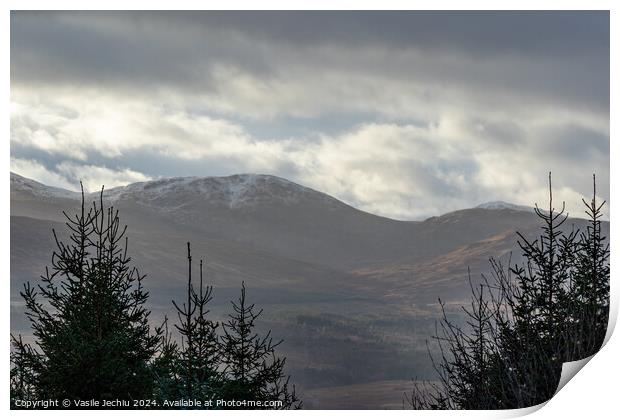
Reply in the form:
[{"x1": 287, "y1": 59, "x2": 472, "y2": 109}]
[{"x1": 10, "y1": 172, "x2": 606, "y2": 408}]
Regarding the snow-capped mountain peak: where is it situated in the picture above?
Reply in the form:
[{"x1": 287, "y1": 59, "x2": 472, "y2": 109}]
[
  {"x1": 476, "y1": 201, "x2": 533, "y2": 213},
  {"x1": 82, "y1": 174, "x2": 345, "y2": 211}
]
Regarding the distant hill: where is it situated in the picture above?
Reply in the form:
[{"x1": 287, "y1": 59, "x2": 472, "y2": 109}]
[{"x1": 10, "y1": 172, "x2": 607, "y2": 408}]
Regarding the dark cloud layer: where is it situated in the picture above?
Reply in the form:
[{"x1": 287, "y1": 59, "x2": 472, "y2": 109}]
[
  {"x1": 11, "y1": 11, "x2": 609, "y2": 109},
  {"x1": 12, "y1": 11, "x2": 609, "y2": 56}
]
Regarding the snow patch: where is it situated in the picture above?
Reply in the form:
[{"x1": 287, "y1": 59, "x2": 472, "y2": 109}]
[
  {"x1": 70, "y1": 174, "x2": 344, "y2": 210},
  {"x1": 476, "y1": 201, "x2": 533, "y2": 213}
]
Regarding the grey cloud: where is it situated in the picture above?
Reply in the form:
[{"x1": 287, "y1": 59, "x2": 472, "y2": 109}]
[
  {"x1": 539, "y1": 125, "x2": 609, "y2": 160},
  {"x1": 15, "y1": 11, "x2": 607, "y2": 56},
  {"x1": 11, "y1": 140, "x2": 299, "y2": 189},
  {"x1": 11, "y1": 11, "x2": 609, "y2": 114}
]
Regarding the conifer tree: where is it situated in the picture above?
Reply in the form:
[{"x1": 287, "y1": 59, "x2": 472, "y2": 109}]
[
  {"x1": 407, "y1": 273, "x2": 506, "y2": 409},
  {"x1": 10, "y1": 185, "x2": 162, "y2": 404},
  {"x1": 151, "y1": 317, "x2": 180, "y2": 403},
  {"x1": 219, "y1": 282, "x2": 301, "y2": 409},
  {"x1": 568, "y1": 175, "x2": 610, "y2": 358},
  {"x1": 408, "y1": 174, "x2": 609, "y2": 410},
  {"x1": 166, "y1": 243, "x2": 221, "y2": 402},
  {"x1": 500, "y1": 173, "x2": 578, "y2": 405},
  {"x1": 10, "y1": 336, "x2": 38, "y2": 407}
]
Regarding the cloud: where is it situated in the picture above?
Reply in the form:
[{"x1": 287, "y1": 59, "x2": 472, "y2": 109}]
[
  {"x1": 53, "y1": 162, "x2": 151, "y2": 192},
  {"x1": 9, "y1": 11, "x2": 610, "y2": 220},
  {"x1": 10, "y1": 158, "x2": 76, "y2": 191},
  {"x1": 10, "y1": 91, "x2": 609, "y2": 220},
  {"x1": 11, "y1": 11, "x2": 609, "y2": 118},
  {"x1": 10, "y1": 157, "x2": 150, "y2": 193}
]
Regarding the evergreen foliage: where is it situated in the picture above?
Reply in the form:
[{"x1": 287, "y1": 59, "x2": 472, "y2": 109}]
[
  {"x1": 567, "y1": 175, "x2": 610, "y2": 358},
  {"x1": 155, "y1": 244, "x2": 301, "y2": 409},
  {"x1": 10, "y1": 186, "x2": 162, "y2": 404},
  {"x1": 157, "y1": 243, "x2": 221, "y2": 404},
  {"x1": 408, "y1": 174, "x2": 610, "y2": 409},
  {"x1": 218, "y1": 282, "x2": 301, "y2": 409},
  {"x1": 10, "y1": 189, "x2": 302, "y2": 410}
]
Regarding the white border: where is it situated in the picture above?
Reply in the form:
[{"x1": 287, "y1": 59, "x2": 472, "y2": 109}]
[{"x1": 3, "y1": 2, "x2": 616, "y2": 419}]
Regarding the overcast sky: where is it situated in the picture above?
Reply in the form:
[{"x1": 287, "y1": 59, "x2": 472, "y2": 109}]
[{"x1": 10, "y1": 11, "x2": 609, "y2": 220}]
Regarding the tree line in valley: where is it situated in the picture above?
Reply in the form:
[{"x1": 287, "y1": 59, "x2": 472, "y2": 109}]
[
  {"x1": 10, "y1": 187, "x2": 301, "y2": 409},
  {"x1": 406, "y1": 174, "x2": 610, "y2": 409}
]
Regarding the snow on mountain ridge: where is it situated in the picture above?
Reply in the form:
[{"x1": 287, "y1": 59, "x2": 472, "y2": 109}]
[
  {"x1": 476, "y1": 201, "x2": 533, "y2": 212},
  {"x1": 12, "y1": 172, "x2": 537, "y2": 215},
  {"x1": 81, "y1": 174, "x2": 345, "y2": 210},
  {"x1": 11, "y1": 171, "x2": 348, "y2": 211}
]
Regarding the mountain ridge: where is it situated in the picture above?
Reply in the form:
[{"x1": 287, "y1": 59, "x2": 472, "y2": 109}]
[
  {"x1": 10, "y1": 171, "x2": 571, "y2": 275},
  {"x1": 10, "y1": 171, "x2": 534, "y2": 220}
]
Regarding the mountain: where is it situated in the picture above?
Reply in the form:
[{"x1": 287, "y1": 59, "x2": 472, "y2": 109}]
[
  {"x1": 10, "y1": 172, "x2": 606, "y2": 408},
  {"x1": 476, "y1": 200, "x2": 534, "y2": 212},
  {"x1": 10, "y1": 172, "x2": 549, "y2": 273}
]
